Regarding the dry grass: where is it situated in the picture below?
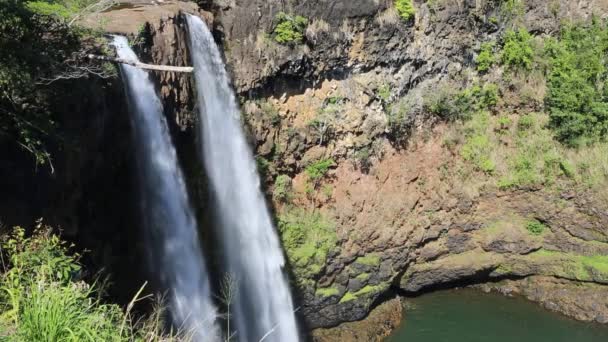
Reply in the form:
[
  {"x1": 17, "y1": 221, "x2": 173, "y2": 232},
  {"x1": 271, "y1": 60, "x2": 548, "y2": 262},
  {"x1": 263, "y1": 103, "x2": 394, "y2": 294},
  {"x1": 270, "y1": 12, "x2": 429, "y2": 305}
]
[{"x1": 375, "y1": 7, "x2": 400, "y2": 27}]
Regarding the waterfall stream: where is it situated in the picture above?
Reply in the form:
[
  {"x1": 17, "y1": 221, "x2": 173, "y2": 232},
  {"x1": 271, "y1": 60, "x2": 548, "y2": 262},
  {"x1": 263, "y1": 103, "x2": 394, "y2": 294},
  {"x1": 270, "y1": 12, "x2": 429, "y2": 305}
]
[
  {"x1": 113, "y1": 36, "x2": 219, "y2": 341},
  {"x1": 186, "y1": 15, "x2": 300, "y2": 342}
]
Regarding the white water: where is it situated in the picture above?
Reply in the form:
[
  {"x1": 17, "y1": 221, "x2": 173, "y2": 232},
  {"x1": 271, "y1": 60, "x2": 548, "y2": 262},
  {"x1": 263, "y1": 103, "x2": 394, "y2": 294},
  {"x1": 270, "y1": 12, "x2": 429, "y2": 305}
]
[
  {"x1": 113, "y1": 36, "x2": 219, "y2": 341},
  {"x1": 186, "y1": 15, "x2": 300, "y2": 342}
]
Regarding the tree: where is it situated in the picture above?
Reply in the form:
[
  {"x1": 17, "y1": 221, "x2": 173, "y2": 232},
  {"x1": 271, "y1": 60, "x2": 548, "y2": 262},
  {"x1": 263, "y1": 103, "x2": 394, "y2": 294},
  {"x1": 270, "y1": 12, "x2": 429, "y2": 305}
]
[{"x1": 0, "y1": 0, "x2": 116, "y2": 169}]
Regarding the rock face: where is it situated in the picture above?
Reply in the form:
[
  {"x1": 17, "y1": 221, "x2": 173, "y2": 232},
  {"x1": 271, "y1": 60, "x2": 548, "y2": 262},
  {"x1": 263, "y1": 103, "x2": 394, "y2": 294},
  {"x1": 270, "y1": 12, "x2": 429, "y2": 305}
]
[
  {"x1": 96, "y1": 0, "x2": 608, "y2": 332},
  {"x1": 196, "y1": 0, "x2": 608, "y2": 331}
]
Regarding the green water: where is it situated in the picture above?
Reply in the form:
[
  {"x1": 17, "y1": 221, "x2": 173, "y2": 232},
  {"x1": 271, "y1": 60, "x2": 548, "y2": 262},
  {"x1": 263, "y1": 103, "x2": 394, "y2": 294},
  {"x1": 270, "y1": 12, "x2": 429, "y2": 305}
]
[{"x1": 388, "y1": 289, "x2": 608, "y2": 342}]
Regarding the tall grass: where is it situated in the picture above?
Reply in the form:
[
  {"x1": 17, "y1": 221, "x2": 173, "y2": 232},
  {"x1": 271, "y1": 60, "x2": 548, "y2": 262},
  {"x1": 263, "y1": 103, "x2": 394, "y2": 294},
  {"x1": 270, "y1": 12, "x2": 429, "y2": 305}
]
[{"x1": 0, "y1": 224, "x2": 190, "y2": 342}]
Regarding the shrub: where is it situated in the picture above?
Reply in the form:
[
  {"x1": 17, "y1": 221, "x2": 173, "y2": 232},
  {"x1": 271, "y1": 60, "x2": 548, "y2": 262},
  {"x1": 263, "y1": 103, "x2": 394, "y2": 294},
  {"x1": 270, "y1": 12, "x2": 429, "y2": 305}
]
[
  {"x1": 526, "y1": 219, "x2": 547, "y2": 235},
  {"x1": 260, "y1": 100, "x2": 281, "y2": 126},
  {"x1": 0, "y1": 225, "x2": 189, "y2": 341},
  {"x1": 273, "y1": 175, "x2": 292, "y2": 202},
  {"x1": 517, "y1": 114, "x2": 535, "y2": 131},
  {"x1": 377, "y1": 84, "x2": 392, "y2": 102},
  {"x1": 305, "y1": 159, "x2": 335, "y2": 186},
  {"x1": 273, "y1": 12, "x2": 309, "y2": 45},
  {"x1": 501, "y1": 28, "x2": 535, "y2": 70},
  {"x1": 476, "y1": 42, "x2": 496, "y2": 72},
  {"x1": 428, "y1": 83, "x2": 499, "y2": 121},
  {"x1": 545, "y1": 21, "x2": 608, "y2": 146},
  {"x1": 395, "y1": 0, "x2": 415, "y2": 21},
  {"x1": 0, "y1": 226, "x2": 125, "y2": 341}
]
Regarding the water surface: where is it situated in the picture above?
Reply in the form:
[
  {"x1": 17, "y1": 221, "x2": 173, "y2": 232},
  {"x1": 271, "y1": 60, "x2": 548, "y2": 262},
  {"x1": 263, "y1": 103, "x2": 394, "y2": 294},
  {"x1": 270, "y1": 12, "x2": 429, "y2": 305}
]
[{"x1": 388, "y1": 289, "x2": 608, "y2": 342}]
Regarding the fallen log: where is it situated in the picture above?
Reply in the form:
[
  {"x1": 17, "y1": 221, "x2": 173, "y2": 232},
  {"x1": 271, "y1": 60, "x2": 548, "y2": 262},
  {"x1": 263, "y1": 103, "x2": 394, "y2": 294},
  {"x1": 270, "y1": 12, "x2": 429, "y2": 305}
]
[{"x1": 87, "y1": 54, "x2": 194, "y2": 73}]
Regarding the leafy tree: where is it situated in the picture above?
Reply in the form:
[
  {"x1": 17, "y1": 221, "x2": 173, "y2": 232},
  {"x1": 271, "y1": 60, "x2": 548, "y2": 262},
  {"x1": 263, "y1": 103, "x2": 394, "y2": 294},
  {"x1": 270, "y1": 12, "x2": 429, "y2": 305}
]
[
  {"x1": 0, "y1": 0, "x2": 110, "y2": 168},
  {"x1": 545, "y1": 20, "x2": 608, "y2": 146}
]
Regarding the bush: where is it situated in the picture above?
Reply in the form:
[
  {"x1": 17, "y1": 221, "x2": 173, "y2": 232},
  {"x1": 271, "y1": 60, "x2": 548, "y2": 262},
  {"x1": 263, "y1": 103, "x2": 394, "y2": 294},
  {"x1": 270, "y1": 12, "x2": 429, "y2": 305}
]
[
  {"x1": 517, "y1": 114, "x2": 535, "y2": 131},
  {"x1": 545, "y1": 21, "x2": 608, "y2": 146},
  {"x1": 501, "y1": 28, "x2": 535, "y2": 70},
  {"x1": 476, "y1": 42, "x2": 496, "y2": 72},
  {"x1": 273, "y1": 175, "x2": 292, "y2": 202},
  {"x1": 395, "y1": 0, "x2": 415, "y2": 21},
  {"x1": 0, "y1": 225, "x2": 186, "y2": 341},
  {"x1": 0, "y1": 226, "x2": 125, "y2": 340},
  {"x1": 427, "y1": 83, "x2": 499, "y2": 121},
  {"x1": 305, "y1": 159, "x2": 335, "y2": 186},
  {"x1": 526, "y1": 219, "x2": 547, "y2": 235},
  {"x1": 272, "y1": 12, "x2": 308, "y2": 45}
]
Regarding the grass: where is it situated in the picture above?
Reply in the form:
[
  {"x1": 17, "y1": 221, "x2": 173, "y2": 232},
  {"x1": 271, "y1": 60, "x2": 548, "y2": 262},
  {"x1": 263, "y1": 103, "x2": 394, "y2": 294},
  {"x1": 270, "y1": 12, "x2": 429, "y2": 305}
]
[
  {"x1": 523, "y1": 250, "x2": 608, "y2": 281},
  {"x1": 0, "y1": 225, "x2": 187, "y2": 341},
  {"x1": 453, "y1": 110, "x2": 608, "y2": 190}
]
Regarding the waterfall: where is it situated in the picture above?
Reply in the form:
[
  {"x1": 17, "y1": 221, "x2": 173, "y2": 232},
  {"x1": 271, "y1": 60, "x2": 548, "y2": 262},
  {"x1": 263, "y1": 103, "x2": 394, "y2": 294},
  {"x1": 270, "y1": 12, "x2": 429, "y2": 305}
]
[
  {"x1": 186, "y1": 15, "x2": 300, "y2": 342},
  {"x1": 112, "y1": 36, "x2": 219, "y2": 341}
]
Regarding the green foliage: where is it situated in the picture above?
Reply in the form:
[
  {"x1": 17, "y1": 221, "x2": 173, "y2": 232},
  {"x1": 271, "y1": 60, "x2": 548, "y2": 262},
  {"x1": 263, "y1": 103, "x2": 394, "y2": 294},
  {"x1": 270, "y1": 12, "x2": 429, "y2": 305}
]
[
  {"x1": 272, "y1": 12, "x2": 308, "y2": 45},
  {"x1": 305, "y1": 159, "x2": 335, "y2": 186},
  {"x1": 278, "y1": 208, "x2": 337, "y2": 281},
  {"x1": 545, "y1": 21, "x2": 608, "y2": 146},
  {"x1": 476, "y1": 42, "x2": 496, "y2": 72},
  {"x1": 427, "y1": 83, "x2": 499, "y2": 121},
  {"x1": 395, "y1": 0, "x2": 415, "y2": 21},
  {"x1": 501, "y1": 28, "x2": 535, "y2": 70},
  {"x1": 500, "y1": 0, "x2": 524, "y2": 19},
  {"x1": 0, "y1": 226, "x2": 121, "y2": 341},
  {"x1": 353, "y1": 146, "x2": 373, "y2": 172},
  {"x1": 0, "y1": 225, "x2": 184, "y2": 341},
  {"x1": 377, "y1": 84, "x2": 391, "y2": 103},
  {"x1": 273, "y1": 175, "x2": 292, "y2": 203},
  {"x1": 517, "y1": 114, "x2": 535, "y2": 131},
  {"x1": 260, "y1": 100, "x2": 281, "y2": 126},
  {"x1": 461, "y1": 123, "x2": 496, "y2": 174},
  {"x1": 256, "y1": 156, "x2": 271, "y2": 176},
  {"x1": 525, "y1": 219, "x2": 546, "y2": 235},
  {"x1": 0, "y1": 0, "x2": 109, "y2": 168}
]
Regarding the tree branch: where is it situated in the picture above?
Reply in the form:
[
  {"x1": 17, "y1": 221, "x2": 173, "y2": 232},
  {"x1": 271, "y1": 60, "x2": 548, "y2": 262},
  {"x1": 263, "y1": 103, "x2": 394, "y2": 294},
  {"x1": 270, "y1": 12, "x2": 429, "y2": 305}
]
[{"x1": 86, "y1": 54, "x2": 194, "y2": 73}]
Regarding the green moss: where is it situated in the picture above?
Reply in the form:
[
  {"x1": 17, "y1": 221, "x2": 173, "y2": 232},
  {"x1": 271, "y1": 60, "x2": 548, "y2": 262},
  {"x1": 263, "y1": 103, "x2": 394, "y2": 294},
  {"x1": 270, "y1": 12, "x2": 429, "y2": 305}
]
[
  {"x1": 278, "y1": 207, "x2": 337, "y2": 281},
  {"x1": 339, "y1": 284, "x2": 387, "y2": 303},
  {"x1": 525, "y1": 250, "x2": 608, "y2": 281},
  {"x1": 355, "y1": 254, "x2": 381, "y2": 266},
  {"x1": 339, "y1": 292, "x2": 357, "y2": 303},
  {"x1": 316, "y1": 286, "x2": 340, "y2": 298},
  {"x1": 356, "y1": 273, "x2": 371, "y2": 281}
]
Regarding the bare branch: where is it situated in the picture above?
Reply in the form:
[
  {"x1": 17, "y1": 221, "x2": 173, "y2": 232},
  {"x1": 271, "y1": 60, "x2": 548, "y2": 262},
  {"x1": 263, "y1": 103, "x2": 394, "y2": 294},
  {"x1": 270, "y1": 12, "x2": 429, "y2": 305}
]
[{"x1": 86, "y1": 54, "x2": 194, "y2": 73}]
